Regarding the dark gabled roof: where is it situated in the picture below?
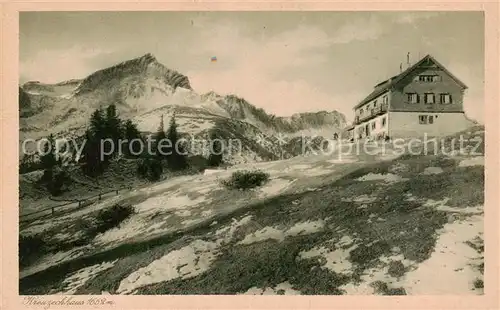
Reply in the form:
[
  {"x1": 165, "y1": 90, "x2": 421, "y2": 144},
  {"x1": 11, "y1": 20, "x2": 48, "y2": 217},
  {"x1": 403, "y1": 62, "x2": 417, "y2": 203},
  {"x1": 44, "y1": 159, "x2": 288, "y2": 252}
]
[{"x1": 354, "y1": 54, "x2": 468, "y2": 109}]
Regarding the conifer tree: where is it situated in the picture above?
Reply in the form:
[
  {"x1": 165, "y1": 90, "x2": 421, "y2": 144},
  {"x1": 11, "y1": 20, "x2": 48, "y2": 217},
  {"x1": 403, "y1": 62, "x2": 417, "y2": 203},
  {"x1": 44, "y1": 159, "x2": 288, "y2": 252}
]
[
  {"x1": 81, "y1": 109, "x2": 107, "y2": 176},
  {"x1": 207, "y1": 131, "x2": 223, "y2": 167},
  {"x1": 154, "y1": 115, "x2": 168, "y2": 160},
  {"x1": 40, "y1": 134, "x2": 57, "y2": 170},
  {"x1": 90, "y1": 108, "x2": 105, "y2": 137},
  {"x1": 166, "y1": 113, "x2": 187, "y2": 170},
  {"x1": 135, "y1": 115, "x2": 166, "y2": 181},
  {"x1": 38, "y1": 134, "x2": 68, "y2": 195},
  {"x1": 123, "y1": 119, "x2": 142, "y2": 157},
  {"x1": 104, "y1": 104, "x2": 122, "y2": 159}
]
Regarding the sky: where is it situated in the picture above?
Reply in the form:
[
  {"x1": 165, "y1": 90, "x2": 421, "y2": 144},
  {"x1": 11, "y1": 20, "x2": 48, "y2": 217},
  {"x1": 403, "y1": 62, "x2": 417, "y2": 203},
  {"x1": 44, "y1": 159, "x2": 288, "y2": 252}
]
[{"x1": 20, "y1": 11, "x2": 484, "y2": 122}]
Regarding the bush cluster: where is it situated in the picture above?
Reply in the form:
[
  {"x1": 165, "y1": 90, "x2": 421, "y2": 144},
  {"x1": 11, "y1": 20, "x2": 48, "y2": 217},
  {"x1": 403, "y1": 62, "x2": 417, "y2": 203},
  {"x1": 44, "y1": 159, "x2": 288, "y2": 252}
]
[
  {"x1": 93, "y1": 204, "x2": 135, "y2": 234},
  {"x1": 222, "y1": 169, "x2": 270, "y2": 190}
]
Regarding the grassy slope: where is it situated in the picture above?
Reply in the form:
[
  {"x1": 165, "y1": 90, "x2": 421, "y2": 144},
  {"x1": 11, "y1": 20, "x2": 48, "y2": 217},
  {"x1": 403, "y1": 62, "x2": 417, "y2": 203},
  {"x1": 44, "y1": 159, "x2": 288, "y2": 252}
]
[
  {"x1": 19, "y1": 154, "x2": 484, "y2": 295},
  {"x1": 121, "y1": 156, "x2": 483, "y2": 295},
  {"x1": 19, "y1": 154, "x2": 211, "y2": 217},
  {"x1": 19, "y1": 159, "x2": 146, "y2": 215},
  {"x1": 18, "y1": 126, "x2": 485, "y2": 295}
]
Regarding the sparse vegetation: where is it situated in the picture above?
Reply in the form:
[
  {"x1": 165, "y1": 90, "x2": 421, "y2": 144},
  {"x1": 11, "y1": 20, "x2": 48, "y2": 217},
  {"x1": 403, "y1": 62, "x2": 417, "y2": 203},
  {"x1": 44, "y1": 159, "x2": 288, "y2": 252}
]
[
  {"x1": 207, "y1": 131, "x2": 223, "y2": 167},
  {"x1": 222, "y1": 170, "x2": 270, "y2": 190},
  {"x1": 43, "y1": 168, "x2": 71, "y2": 196},
  {"x1": 474, "y1": 279, "x2": 484, "y2": 289},
  {"x1": 137, "y1": 155, "x2": 163, "y2": 181},
  {"x1": 153, "y1": 115, "x2": 168, "y2": 161},
  {"x1": 80, "y1": 104, "x2": 144, "y2": 176},
  {"x1": 35, "y1": 134, "x2": 72, "y2": 196},
  {"x1": 18, "y1": 127, "x2": 485, "y2": 295},
  {"x1": 19, "y1": 204, "x2": 134, "y2": 271},
  {"x1": 80, "y1": 109, "x2": 109, "y2": 176},
  {"x1": 165, "y1": 114, "x2": 188, "y2": 171},
  {"x1": 387, "y1": 260, "x2": 406, "y2": 278},
  {"x1": 123, "y1": 120, "x2": 143, "y2": 158},
  {"x1": 371, "y1": 281, "x2": 407, "y2": 295},
  {"x1": 93, "y1": 204, "x2": 135, "y2": 234},
  {"x1": 19, "y1": 154, "x2": 44, "y2": 174},
  {"x1": 19, "y1": 235, "x2": 48, "y2": 268}
]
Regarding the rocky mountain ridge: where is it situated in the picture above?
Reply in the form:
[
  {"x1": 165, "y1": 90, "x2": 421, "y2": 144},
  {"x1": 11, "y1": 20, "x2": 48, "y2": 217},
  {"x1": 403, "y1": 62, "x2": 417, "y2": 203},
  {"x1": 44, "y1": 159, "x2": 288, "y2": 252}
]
[{"x1": 19, "y1": 53, "x2": 346, "y2": 164}]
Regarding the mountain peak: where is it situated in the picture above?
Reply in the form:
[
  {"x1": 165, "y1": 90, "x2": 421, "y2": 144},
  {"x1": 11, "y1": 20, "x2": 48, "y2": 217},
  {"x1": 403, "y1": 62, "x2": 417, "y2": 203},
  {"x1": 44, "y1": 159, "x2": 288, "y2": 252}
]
[
  {"x1": 138, "y1": 53, "x2": 157, "y2": 64},
  {"x1": 74, "y1": 53, "x2": 192, "y2": 96}
]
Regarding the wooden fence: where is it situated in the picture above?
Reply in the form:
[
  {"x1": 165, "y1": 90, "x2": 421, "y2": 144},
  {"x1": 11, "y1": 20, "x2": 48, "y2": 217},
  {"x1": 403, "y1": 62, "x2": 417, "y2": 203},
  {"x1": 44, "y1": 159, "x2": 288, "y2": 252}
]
[{"x1": 19, "y1": 186, "x2": 133, "y2": 224}]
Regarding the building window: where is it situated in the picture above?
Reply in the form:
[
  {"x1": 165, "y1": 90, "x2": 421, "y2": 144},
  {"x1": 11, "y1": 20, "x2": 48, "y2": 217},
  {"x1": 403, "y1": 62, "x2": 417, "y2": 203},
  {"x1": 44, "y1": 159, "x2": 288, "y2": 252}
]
[
  {"x1": 424, "y1": 93, "x2": 435, "y2": 104},
  {"x1": 419, "y1": 115, "x2": 428, "y2": 124},
  {"x1": 429, "y1": 115, "x2": 434, "y2": 124},
  {"x1": 373, "y1": 100, "x2": 377, "y2": 107},
  {"x1": 360, "y1": 108, "x2": 363, "y2": 115},
  {"x1": 357, "y1": 127, "x2": 364, "y2": 139},
  {"x1": 407, "y1": 93, "x2": 419, "y2": 104},
  {"x1": 440, "y1": 93, "x2": 452, "y2": 104},
  {"x1": 372, "y1": 122, "x2": 376, "y2": 129},
  {"x1": 381, "y1": 117, "x2": 387, "y2": 127},
  {"x1": 383, "y1": 95, "x2": 388, "y2": 104},
  {"x1": 418, "y1": 75, "x2": 440, "y2": 82}
]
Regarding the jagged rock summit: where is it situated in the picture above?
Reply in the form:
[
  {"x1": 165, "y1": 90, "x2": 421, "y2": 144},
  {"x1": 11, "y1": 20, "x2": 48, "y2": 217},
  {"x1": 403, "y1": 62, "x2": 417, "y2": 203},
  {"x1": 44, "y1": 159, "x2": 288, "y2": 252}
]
[{"x1": 74, "y1": 53, "x2": 192, "y2": 97}]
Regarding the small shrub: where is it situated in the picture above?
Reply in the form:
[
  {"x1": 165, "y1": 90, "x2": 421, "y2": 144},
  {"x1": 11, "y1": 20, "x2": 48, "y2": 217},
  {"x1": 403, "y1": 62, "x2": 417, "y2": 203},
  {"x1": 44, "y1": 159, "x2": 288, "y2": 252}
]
[
  {"x1": 388, "y1": 162, "x2": 410, "y2": 175},
  {"x1": 386, "y1": 287, "x2": 407, "y2": 295},
  {"x1": 187, "y1": 155, "x2": 209, "y2": 173},
  {"x1": 39, "y1": 167, "x2": 70, "y2": 196},
  {"x1": 93, "y1": 204, "x2": 135, "y2": 234},
  {"x1": 19, "y1": 235, "x2": 48, "y2": 267},
  {"x1": 19, "y1": 158, "x2": 44, "y2": 174},
  {"x1": 478, "y1": 262, "x2": 484, "y2": 275},
  {"x1": 207, "y1": 131, "x2": 224, "y2": 167},
  {"x1": 474, "y1": 279, "x2": 484, "y2": 289},
  {"x1": 370, "y1": 281, "x2": 407, "y2": 295},
  {"x1": 429, "y1": 156, "x2": 457, "y2": 169},
  {"x1": 222, "y1": 170, "x2": 270, "y2": 190},
  {"x1": 137, "y1": 157, "x2": 163, "y2": 181},
  {"x1": 137, "y1": 158, "x2": 149, "y2": 178},
  {"x1": 349, "y1": 241, "x2": 391, "y2": 266},
  {"x1": 370, "y1": 281, "x2": 389, "y2": 294},
  {"x1": 387, "y1": 260, "x2": 406, "y2": 278},
  {"x1": 51, "y1": 169, "x2": 70, "y2": 195}
]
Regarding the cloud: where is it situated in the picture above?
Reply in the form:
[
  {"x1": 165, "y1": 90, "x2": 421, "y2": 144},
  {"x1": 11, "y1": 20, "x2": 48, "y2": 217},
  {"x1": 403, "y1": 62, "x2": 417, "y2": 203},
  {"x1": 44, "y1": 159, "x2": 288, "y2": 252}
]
[
  {"x1": 449, "y1": 63, "x2": 484, "y2": 123},
  {"x1": 20, "y1": 45, "x2": 114, "y2": 83},
  {"x1": 394, "y1": 12, "x2": 442, "y2": 26},
  {"x1": 186, "y1": 22, "x2": 348, "y2": 116},
  {"x1": 331, "y1": 16, "x2": 384, "y2": 44},
  {"x1": 19, "y1": 12, "x2": 482, "y2": 123}
]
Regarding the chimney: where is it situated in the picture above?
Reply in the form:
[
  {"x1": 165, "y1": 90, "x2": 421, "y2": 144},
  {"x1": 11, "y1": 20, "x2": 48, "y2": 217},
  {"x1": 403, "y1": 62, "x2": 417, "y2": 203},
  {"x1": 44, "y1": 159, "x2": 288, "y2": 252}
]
[
  {"x1": 407, "y1": 52, "x2": 411, "y2": 68},
  {"x1": 400, "y1": 63, "x2": 403, "y2": 73}
]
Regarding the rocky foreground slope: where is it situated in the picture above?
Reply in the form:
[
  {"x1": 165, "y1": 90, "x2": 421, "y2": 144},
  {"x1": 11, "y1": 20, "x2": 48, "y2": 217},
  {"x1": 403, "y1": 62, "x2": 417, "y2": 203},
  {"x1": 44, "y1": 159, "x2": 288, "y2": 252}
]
[{"x1": 19, "y1": 127, "x2": 485, "y2": 295}]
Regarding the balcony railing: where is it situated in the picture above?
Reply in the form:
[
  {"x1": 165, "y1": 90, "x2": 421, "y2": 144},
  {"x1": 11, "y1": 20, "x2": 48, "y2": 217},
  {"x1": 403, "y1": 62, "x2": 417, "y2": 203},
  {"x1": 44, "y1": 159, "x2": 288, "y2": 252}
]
[{"x1": 355, "y1": 104, "x2": 388, "y2": 124}]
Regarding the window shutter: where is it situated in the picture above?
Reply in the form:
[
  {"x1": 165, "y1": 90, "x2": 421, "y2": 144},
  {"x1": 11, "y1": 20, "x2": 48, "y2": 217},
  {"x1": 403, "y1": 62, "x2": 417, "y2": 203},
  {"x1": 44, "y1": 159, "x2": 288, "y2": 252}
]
[{"x1": 416, "y1": 94, "x2": 420, "y2": 103}]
